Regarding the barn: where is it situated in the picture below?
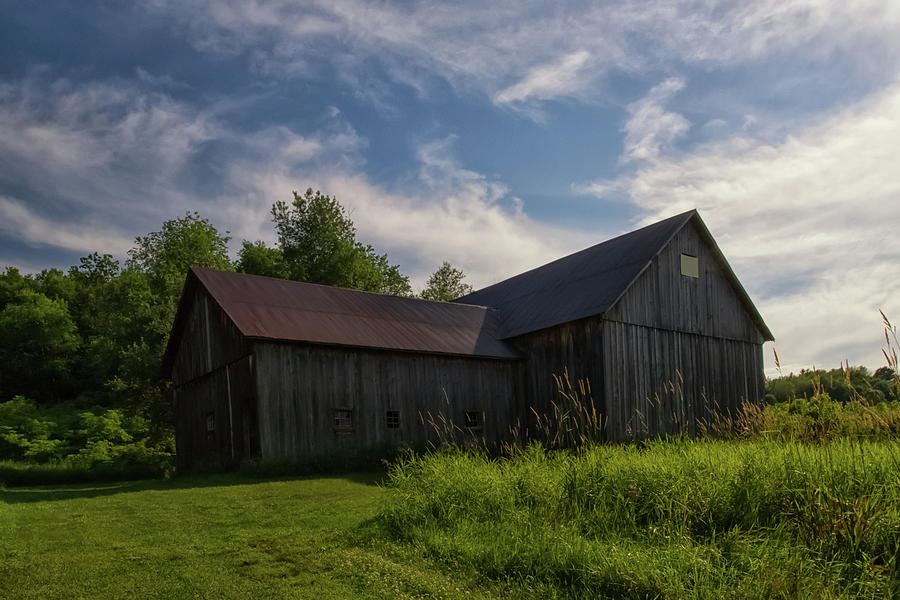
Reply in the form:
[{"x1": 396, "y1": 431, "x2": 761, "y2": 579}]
[{"x1": 162, "y1": 209, "x2": 773, "y2": 471}]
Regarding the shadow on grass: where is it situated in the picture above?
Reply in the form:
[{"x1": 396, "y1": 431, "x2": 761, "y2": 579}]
[{"x1": 0, "y1": 470, "x2": 386, "y2": 504}]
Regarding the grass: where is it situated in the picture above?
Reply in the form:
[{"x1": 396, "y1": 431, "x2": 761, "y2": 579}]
[
  {"x1": 0, "y1": 472, "x2": 515, "y2": 599},
  {"x1": 375, "y1": 440, "x2": 900, "y2": 599},
  {"x1": 4, "y1": 440, "x2": 900, "y2": 599}
]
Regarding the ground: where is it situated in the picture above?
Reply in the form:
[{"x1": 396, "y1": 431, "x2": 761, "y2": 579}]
[{"x1": 0, "y1": 473, "x2": 502, "y2": 600}]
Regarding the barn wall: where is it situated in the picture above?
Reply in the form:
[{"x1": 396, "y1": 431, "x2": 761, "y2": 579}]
[
  {"x1": 601, "y1": 321, "x2": 765, "y2": 440},
  {"x1": 510, "y1": 317, "x2": 605, "y2": 425},
  {"x1": 168, "y1": 285, "x2": 257, "y2": 472},
  {"x1": 606, "y1": 219, "x2": 764, "y2": 344},
  {"x1": 252, "y1": 343, "x2": 522, "y2": 462},
  {"x1": 170, "y1": 286, "x2": 248, "y2": 386},
  {"x1": 174, "y1": 355, "x2": 257, "y2": 472}
]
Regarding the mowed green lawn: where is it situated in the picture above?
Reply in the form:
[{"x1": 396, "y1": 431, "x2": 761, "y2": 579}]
[{"x1": 0, "y1": 473, "x2": 496, "y2": 600}]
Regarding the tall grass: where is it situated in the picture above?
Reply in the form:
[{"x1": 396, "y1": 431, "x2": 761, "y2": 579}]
[{"x1": 376, "y1": 440, "x2": 900, "y2": 598}]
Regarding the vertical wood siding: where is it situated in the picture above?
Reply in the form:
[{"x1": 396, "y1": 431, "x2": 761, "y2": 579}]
[
  {"x1": 606, "y1": 220, "x2": 764, "y2": 344},
  {"x1": 511, "y1": 317, "x2": 606, "y2": 427},
  {"x1": 170, "y1": 288, "x2": 247, "y2": 386},
  {"x1": 170, "y1": 287, "x2": 256, "y2": 471},
  {"x1": 601, "y1": 321, "x2": 764, "y2": 440},
  {"x1": 595, "y1": 218, "x2": 767, "y2": 439},
  {"x1": 174, "y1": 355, "x2": 256, "y2": 472},
  {"x1": 253, "y1": 343, "x2": 522, "y2": 462}
]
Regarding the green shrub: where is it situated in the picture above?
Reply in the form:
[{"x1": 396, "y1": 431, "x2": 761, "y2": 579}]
[{"x1": 0, "y1": 395, "x2": 173, "y2": 483}]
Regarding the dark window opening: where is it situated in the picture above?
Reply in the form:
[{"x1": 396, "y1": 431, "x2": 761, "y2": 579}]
[
  {"x1": 205, "y1": 411, "x2": 215, "y2": 444},
  {"x1": 464, "y1": 410, "x2": 481, "y2": 429},
  {"x1": 333, "y1": 408, "x2": 354, "y2": 431},
  {"x1": 386, "y1": 410, "x2": 400, "y2": 429}
]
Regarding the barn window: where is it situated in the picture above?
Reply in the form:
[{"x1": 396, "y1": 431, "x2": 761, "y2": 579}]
[
  {"x1": 333, "y1": 408, "x2": 354, "y2": 431},
  {"x1": 386, "y1": 410, "x2": 400, "y2": 429},
  {"x1": 680, "y1": 253, "x2": 699, "y2": 278},
  {"x1": 464, "y1": 410, "x2": 481, "y2": 429},
  {"x1": 205, "y1": 411, "x2": 215, "y2": 443}
]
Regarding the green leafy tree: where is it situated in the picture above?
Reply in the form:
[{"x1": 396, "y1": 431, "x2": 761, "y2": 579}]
[
  {"x1": 235, "y1": 240, "x2": 289, "y2": 279},
  {"x1": 0, "y1": 267, "x2": 34, "y2": 309},
  {"x1": 34, "y1": 268, "x2": 76, "y2": 305},
  {"x1": 420, "y1": 261, "x2": 474, "y2": 302},
  {"x1": 271, "y1": 189, "x2": 412, "y2": 296},
  {"x1": 127, "y1": 212, "x2": 232, "y2": 337},
  {"x1": 68, "y1": 253, "x2": 121, "y2": 339},
  {"x1": 65, "y1": 255, "x2": 157, "y2": 403},
  {"x1": 0, "y1": 290, "x2": 80, "y2": 402},
  {"x1": 120, "y1": 214, "x2": 230, "y2": 428}
]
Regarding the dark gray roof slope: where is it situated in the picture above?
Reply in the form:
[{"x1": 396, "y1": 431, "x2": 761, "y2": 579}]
[
  {"x1": 455, "y1": 210, "x2": 773, "y2": 341},
  {"x1": 164, "y1": 269, "x2": 520, "y2": 372}
]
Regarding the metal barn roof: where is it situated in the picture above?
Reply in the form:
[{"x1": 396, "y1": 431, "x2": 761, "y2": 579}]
[
  {"x1": 455, "y1": 210, "x2": 773, "y2": 341},
  {"x1": 162, "y1": 209, "x2": 773, "y2": 379},
  {"x1": 173, "y1": 268, "x2": 521, "y2": 361}
]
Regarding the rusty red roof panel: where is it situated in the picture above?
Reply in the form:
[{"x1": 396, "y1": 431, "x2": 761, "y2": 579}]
[{"x1": 191, "y1": 268, "x2": 520, "y2": 359}]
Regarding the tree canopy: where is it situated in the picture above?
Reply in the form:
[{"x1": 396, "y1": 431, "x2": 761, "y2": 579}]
[
  {"x1": 239, "y1": 189, "x2": 413, "y2": 296},
  {"x1": 420, "y1": 261, "x2": 474, "y2": 302},
  {"x1": 0, "y1": 290, "x2": 80, "y2": 402}
]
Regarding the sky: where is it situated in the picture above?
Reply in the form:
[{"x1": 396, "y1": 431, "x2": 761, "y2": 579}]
[{"x1": 1, "y1": 1, "x2": 899, "y2": 376}]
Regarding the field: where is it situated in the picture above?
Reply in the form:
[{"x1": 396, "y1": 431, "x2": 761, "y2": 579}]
[
  {"x1": 3, "y1": 437, "x2": 899, "y2": 599},
  {"x1": 0, "y1": 473, "x2": 506, "y2": 599}
]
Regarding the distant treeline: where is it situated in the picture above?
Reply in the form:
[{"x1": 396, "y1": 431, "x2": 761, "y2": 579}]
[{"x1": 765, "y1": 365, "x2": 899, "y2": 405}]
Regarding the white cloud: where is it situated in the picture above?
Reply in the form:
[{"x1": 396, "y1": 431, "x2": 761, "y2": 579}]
[
  {"x1": 0, "y1": 75, "x2": 220, "y2": 211},
  {"x1": 622, "y1": 77, "x2": 689, "y2": 162},
  {"x1": 151, "y1": 0, "x2": 900, "y2": 110},
  {"x1": 0, "y1": 73, "x2": 593, "y2": 288},
  {"x1": 583, "y1": 82, "x2": 900, "y2": 373},
  {"x1": 220, "y1": 133, "x2": 596, "y2": 289},
  {"x1": 0, "y1": 195, "x2": 133, "y2": 255},
  {"x1": 495, "y1": 51, "x2": 591, "y2": 106}
]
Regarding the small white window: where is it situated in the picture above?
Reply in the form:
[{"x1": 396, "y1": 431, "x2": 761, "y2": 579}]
[{"x1": 680, "y1": 254, "x2": 699, "y2": 278}]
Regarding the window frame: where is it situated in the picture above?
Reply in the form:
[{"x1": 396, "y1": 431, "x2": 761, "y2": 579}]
[
  {"x1": 332, "y1": 407, "x2": 355, "y2": 432},
  {"x1": 205, "y1": 411, "x2": 216, "y2": 444},
  {"x1": 386, "y1": 409, "x2": 401, "y2": 429},
  {"x1": 680, "y1": 253, "x2": 699, "y2": 278}
]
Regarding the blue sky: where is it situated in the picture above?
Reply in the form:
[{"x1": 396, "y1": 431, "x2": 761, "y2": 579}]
[{"x1": 1, "y1": 1, "x2": 899, "y2": 375}]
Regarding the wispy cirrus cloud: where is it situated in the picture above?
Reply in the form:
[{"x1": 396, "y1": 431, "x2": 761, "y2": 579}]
[
  {"x1": 622, "y1": 77, "x2": 690, "y2": 162},
  {"x1": 220, "y1": 133, "x2": 594, "y2": 289},
  {"x1": 150, "y1": 0, "x2": 900, "y2": 112},
  {"x1": 0, "y1": 196, "x2": 134, "y2": 256},
  {"x1": 494, "y1": 51, "x2": 592, "y2": 114},
  {"x1": 0, "y1": 72, "x2": 587, "y2": 288}
]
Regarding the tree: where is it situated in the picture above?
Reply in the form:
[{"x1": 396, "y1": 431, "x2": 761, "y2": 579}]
[
  {"x1": 236, "y1": 240, "x2": 289, "y2": 279},
  {"x1": 420, "y1": 261, "x2": 474, "y2": 302},
  {"x1": 0, "y1": 290, "x2": 80, "y2": 402},
  {"x1": 127, "y1": 212, "x2": 232, "y2": 336},
  {"x1": 0, "y1": 267, "x2": 34, "y2": 309},
  {"x1": 34, "y1": 268, "x2": 76, "y2": 305},
  {"x1": 271, "y1": 189, "x2": 412, "y2": 296},
  {"x1": 874, "y1": 366, "x2": 896, "y2": 381}
]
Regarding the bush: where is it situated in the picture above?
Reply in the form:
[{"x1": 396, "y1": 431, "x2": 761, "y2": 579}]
[{"x1": 0, "y1": 396, "x2": 173, "y2": 484}]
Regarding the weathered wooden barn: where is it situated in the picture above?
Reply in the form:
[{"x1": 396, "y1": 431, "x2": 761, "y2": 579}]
[{"x1": 163, "y1": 209, "x2": 773, "y2": 470}]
